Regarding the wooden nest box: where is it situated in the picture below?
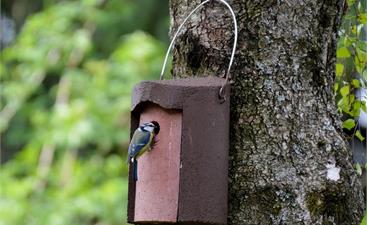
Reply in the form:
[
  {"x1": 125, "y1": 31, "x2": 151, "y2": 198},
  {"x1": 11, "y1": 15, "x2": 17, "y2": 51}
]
[{"x1": 127, "y1": 77, "x2": 230, "y2": 225}]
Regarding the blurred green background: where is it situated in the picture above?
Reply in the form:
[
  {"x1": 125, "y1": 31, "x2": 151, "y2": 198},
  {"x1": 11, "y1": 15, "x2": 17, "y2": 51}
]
[{"x1": 0, "y1": 0, "x2": 169, "y2": 224}]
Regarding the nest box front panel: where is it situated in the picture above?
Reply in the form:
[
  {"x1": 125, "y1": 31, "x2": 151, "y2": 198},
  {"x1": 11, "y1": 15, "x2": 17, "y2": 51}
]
[{"x1": 134, "y1": 103, "x2": 182, "y2": 223}]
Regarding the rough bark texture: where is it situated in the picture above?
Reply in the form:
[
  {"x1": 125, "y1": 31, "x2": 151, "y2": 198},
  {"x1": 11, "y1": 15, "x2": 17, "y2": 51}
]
[{"x1": 169, "y1": 0, "x2": 364, "y2": 224}]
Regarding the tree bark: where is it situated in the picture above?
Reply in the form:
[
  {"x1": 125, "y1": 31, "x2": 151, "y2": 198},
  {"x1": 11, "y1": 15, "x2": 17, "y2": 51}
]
[{"x1": 169, "y1": 0, "x2": 364, "y2": 224}]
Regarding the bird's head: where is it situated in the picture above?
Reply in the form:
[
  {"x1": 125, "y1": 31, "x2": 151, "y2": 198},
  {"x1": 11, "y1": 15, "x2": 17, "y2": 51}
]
[{"x1": 141, "y1": 121, "x2": 160, "y2": 135}]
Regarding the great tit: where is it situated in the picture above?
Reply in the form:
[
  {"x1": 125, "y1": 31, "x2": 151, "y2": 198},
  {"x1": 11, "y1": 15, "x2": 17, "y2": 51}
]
[{"x1": 127, "y1": 121, "x2": 160, "y2": 181}]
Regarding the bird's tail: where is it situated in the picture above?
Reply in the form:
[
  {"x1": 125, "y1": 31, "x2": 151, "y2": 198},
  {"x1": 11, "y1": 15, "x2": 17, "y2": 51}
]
[{"x1": 132, "y1": 159, "x2": 138, "y2": 181}]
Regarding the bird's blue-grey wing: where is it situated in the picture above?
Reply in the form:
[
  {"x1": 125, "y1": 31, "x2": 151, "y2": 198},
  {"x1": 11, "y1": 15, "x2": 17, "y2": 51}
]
[{"x1": 128, "y1": 129, "x2": 151, "y2": 161}]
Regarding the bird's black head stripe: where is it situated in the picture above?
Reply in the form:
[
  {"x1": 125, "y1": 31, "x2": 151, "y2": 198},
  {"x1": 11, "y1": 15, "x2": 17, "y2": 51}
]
[{"x1": 151, "y1": 121, "x2": 160, "y2": 135}]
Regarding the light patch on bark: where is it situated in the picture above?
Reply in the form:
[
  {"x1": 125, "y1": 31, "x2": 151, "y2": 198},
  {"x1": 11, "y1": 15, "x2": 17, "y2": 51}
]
[{"x1": 326, "y1": 163, "x2": 341, "y2": 181}]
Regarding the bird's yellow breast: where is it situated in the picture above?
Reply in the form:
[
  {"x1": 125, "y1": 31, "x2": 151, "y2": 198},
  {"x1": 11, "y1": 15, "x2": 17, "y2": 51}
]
[{"x1": 136, "y1": 132, "x2": 154, "y2": 158}]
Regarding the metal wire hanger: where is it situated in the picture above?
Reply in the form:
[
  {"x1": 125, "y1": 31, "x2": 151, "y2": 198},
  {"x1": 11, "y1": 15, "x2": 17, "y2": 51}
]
[{"x1": 159, "y1": 0, "x2": 238, "y2": 102}]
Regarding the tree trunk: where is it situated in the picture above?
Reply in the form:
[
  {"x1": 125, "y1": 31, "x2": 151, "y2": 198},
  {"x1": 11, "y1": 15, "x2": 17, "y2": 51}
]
[{"x1": 169, "y1": 0, "x2": 364, "y2": 224}]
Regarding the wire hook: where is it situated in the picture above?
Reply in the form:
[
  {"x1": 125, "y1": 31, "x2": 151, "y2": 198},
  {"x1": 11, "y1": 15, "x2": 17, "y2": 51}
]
[{"x1": 160, "y1": 0, "x2": 238, "y2": 102}]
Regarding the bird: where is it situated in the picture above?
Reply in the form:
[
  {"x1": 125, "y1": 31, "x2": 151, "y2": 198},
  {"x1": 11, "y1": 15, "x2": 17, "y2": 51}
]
[{"x1": 127, "y1": 121, "x2": 160, "y2": 181}]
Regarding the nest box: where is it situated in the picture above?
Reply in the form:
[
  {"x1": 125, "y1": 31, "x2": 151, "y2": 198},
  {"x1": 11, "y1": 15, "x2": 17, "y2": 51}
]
[{"x1": 127, "y1": 77, "x2": 230, "y2": 225}]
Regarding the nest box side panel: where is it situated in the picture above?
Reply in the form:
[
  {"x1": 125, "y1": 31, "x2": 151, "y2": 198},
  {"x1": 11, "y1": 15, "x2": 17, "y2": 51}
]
[
  {"x1": 134, "y1": 103, "x2": 182, "y2": 223},
  {"x1": 178, "y1": 85, "x2": 230, "y2": 225}
]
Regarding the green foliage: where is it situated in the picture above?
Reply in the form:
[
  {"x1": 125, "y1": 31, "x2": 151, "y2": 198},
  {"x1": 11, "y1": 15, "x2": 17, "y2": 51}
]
[
  {"x1": 336, "y1": 0, "x2": 367, "y2": 138},
  {"x1": 335, "y1": 1, "x2": 367, "y2": 224},
  {"x1": 343, "y1": 118, "x2": 356, "y2": 130},
  {"x1": 0, "y1": 153, "x2": 128, "y2": 225},
  {"x1": 355, "y1": 130, "x2": 365, "y2": 141},
  {"x1": 1, "y1": 0, "x2": 168, "y2": 224}
]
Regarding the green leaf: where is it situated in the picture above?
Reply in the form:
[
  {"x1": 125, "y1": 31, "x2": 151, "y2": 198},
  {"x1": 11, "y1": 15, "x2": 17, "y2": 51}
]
[
  {"x1": 355, "y1": 56, "x2": 365, "y2": 73},
  {"x1": 352, "y1": 79, "x2": 360, "y2": 88},
  {"x1": 351, "y1": 100, "x2": 362, "y2": 117},
  {"x1": 357, "y1": 41, "x2": 367, "y2": 52},
  {"x1": 357, "y1": 48, "x2": 367, "y2": 64},
  {"x1": 334, "y1": 83, "x2": 339, "y2": 92},
  {"x1": 343, "y1": 119, "x2": 355, "y2": 130},
  {"x1": 347, "y1": 0, "x2": 355, "y2": 5},
  {"x1": 337, "y1": 94, "x2": 355, "y2": 114},
  {"x1": 336, "y1": 64, "x2": 344, "y2": 77},
  {"x1": 361, "y1": 213, "x2": 367, "y2": 225},
  {"x1": 358, "y1": 13, "x2": 367, "y2": 24},
  {"x1": 356, "y1": 163, "x2": 362, "y2": 176},
  {"x1": 362, "y1": 101, "x2": 367, "y2": 112},
  {"x1": 337, "y1": 47, "x2": 351, "y2": 58},
  {"x1": 340, "y1": 85, "x2": 350, "y2": 97},
  {"x1": 356, "y1": 130, "x2": 365, "y2": 141}
]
